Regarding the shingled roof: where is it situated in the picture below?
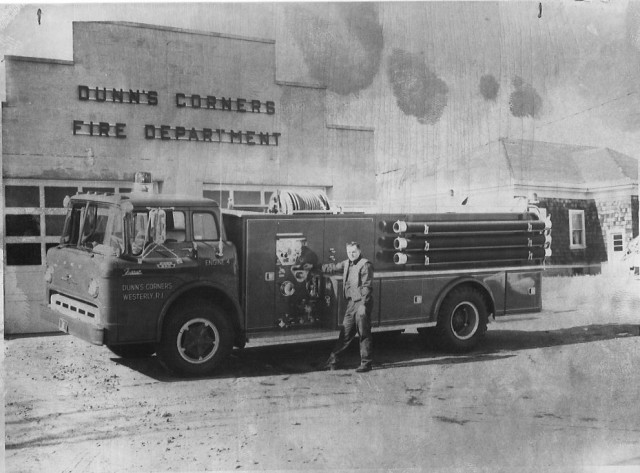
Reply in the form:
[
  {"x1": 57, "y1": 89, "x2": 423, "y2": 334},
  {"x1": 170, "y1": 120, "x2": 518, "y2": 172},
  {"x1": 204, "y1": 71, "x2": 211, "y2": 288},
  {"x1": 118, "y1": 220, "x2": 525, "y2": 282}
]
[{"x1": 501, "y1": 139, "x2": 638, "y2": 187}]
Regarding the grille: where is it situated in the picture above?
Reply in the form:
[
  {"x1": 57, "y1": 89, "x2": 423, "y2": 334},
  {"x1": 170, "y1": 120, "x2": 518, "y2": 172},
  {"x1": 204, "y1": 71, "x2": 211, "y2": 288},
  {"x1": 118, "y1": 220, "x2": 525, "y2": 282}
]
[{"x1": 50, "y1": 294, "x2": 99, "y2": 319}]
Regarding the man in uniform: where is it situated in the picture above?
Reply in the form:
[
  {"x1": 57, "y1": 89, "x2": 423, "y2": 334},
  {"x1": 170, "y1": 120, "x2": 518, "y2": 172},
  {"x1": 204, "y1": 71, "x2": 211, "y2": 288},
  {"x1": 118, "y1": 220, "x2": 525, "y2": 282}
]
[{"x1": 323, "y1": 241, "x2": 374, "y2": 372}]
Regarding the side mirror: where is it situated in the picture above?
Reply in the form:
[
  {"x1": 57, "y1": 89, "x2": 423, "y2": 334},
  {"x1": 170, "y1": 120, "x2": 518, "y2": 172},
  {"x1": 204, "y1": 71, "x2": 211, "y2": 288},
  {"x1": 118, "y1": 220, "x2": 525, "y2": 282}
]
[{"x1": 148, "y1": 208, "x2": 166, "y2": 245}]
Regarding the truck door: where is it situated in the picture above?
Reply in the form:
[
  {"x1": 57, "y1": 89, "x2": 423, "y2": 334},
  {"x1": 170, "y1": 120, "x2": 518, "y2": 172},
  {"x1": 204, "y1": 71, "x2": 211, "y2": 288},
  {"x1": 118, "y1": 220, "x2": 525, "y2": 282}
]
[
  {"x1": 191, "y1": 210, "x2": 238, "y2": 285},
  {"x1": 118, "y1": 208, "x2": 199, "y2": 342}
]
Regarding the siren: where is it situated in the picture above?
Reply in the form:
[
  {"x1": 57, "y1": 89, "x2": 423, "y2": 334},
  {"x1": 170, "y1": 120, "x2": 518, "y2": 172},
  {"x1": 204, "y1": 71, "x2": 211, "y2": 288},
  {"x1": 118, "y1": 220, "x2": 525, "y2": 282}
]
[{"x1": 133, "y1": 171, "x2": 153, "y2": 193}]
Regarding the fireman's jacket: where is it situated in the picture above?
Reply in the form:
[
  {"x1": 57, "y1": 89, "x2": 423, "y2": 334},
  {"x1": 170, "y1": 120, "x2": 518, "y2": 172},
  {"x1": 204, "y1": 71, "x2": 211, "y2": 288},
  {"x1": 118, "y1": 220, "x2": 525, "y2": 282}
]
[{"x1": 323, "y1": 257, "x2": 374, "y2": 303}]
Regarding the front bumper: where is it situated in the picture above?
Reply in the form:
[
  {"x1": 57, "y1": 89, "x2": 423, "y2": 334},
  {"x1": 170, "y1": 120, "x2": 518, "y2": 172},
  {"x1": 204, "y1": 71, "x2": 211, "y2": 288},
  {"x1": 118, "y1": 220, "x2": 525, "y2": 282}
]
[{"x1": 40, "y1": 298, "x2": 105, "y2": 346}]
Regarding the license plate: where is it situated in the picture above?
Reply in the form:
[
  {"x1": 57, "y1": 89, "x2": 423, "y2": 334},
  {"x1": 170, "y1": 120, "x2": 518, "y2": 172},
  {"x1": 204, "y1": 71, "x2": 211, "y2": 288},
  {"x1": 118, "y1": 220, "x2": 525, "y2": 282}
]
[{"x1": 58, "y1": 318, "x2": 69, "y2": 333}]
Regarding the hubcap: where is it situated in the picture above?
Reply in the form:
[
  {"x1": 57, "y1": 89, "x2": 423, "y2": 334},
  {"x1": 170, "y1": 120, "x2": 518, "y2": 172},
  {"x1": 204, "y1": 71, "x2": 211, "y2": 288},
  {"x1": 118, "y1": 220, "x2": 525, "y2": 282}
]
[
  {"x1": 450, "y1": 302, "x2": 479, "y2": 340},
  {"x1": 176, "y1": 318, "x2": 220, "y2": 364}
]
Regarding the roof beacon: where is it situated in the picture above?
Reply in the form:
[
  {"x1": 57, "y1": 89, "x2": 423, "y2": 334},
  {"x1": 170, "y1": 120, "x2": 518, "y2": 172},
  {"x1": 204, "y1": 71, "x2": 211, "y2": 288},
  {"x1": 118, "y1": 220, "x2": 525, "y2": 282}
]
[{"x1": 133, "y1": 171, "x2": 153, "y2": 193}]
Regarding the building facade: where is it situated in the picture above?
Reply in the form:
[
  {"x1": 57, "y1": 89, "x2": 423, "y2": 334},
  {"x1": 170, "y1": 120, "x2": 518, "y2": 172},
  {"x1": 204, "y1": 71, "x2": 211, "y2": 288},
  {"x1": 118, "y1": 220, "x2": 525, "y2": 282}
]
[{"x1": 2, "y1": 21, "x2": 375, "y2": 334}]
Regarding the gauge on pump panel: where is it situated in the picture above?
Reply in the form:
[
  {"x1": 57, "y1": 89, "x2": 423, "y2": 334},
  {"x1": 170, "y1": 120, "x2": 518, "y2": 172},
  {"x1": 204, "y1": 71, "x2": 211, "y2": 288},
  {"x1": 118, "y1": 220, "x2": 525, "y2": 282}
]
[{"x1": 280, "y1": 280, "x2": 295, "y2": 297}]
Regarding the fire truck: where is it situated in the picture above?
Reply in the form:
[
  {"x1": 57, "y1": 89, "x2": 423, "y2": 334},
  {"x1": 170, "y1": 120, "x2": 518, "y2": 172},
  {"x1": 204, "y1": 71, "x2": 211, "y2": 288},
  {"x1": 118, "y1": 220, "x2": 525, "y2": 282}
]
[{"x1": 41, "y1": 178, "x2": 551, "y2": 376}]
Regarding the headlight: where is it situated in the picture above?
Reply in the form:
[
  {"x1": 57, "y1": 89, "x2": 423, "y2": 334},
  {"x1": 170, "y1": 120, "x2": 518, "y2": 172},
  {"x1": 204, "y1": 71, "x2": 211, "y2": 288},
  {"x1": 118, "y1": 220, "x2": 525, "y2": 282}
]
[
  {"x1": 88, "y1": 279, "x2": 100, "y2": 298},
  {"x1": 44, "y1": 266, "x2": 54, "y2": 284}
]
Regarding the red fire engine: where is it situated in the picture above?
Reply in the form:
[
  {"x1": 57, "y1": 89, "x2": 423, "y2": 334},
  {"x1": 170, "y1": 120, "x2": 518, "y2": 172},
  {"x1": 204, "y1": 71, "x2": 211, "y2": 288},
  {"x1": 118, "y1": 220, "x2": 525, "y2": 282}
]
[{"x1": 42, "y1": 176, "x2": 551, "y2": 376}]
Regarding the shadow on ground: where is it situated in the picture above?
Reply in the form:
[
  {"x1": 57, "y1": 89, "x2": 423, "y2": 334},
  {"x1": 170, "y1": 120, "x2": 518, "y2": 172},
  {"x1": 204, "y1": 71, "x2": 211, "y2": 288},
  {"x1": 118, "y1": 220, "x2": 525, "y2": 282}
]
[{"x1": 112, "y1": 323, "x2": 639, "y2": 382}]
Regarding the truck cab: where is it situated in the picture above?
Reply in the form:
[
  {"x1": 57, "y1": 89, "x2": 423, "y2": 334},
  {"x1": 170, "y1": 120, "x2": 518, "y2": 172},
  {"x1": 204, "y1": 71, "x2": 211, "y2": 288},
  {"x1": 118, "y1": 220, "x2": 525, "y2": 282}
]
[{"x1": 43, "y1": 191, "x2": 243, "y2": 375}]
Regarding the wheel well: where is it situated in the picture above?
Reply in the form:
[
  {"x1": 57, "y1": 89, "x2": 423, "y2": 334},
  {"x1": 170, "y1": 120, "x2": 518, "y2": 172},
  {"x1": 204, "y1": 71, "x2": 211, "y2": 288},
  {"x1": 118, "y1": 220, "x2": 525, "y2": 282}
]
[
  {"x1": 160, "y1": 287, "x2": 242, "y2": 343},
  {"x1": 438, "y1": 281, "x2": 494, "y2": 320}
]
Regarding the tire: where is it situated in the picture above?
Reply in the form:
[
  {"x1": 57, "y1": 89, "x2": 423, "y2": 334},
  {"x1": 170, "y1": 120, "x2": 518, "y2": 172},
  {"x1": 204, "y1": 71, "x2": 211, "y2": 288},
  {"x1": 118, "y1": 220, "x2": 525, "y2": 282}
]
[
  {"x1": 156, "y1": 299, "x2": 233, "y2": 377},
  {"x1": 107, "y1": 343, "x2": 156, "y2": 358},
  {"x1": 435, "y1": 286, "x2": 488, "y2": 352}
]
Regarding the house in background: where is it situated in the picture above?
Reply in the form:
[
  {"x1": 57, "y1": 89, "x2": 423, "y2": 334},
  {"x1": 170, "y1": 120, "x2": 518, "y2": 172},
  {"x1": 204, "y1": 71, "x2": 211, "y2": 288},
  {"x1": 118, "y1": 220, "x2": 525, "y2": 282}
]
[{"x1": 462, "y1": 139, "x2": 639, "y2": 275}]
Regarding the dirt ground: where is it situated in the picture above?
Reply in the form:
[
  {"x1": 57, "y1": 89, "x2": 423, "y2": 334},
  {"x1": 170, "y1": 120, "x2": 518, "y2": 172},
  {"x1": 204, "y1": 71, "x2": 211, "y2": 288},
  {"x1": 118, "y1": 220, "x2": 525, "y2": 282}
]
[{"x1": 3, "y1": 272, "x2": 640, "y2": 473}]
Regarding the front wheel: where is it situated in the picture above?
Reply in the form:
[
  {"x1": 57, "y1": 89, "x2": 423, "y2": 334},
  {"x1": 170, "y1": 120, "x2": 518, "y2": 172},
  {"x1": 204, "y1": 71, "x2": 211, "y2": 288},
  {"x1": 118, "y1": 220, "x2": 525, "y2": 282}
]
[
  {"x1": 157, "y1": 300, "x2": 233, "y2": 377},
  {"x1": 435, "y1": 286, "x2": 488, "y2": 352}
]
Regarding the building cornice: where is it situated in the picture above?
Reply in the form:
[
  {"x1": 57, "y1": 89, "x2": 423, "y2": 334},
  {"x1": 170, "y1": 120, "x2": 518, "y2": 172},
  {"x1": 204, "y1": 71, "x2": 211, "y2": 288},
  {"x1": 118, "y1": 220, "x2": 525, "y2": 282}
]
[
  {"x1": 326, "y1": 124, "x2": 375, "y2": 132},
  {"x1": 275, "y1": 80, "x2": 326, "y2": 90},
  {"x1": 76, "y1": 21, "x2": 275, "y2": 45},
  {"x1": 4, "y1": 55, "x2": 74, "y2": 66},
  {"x1": 515, "y1": 181, "x2": 637, "y2": 200}
]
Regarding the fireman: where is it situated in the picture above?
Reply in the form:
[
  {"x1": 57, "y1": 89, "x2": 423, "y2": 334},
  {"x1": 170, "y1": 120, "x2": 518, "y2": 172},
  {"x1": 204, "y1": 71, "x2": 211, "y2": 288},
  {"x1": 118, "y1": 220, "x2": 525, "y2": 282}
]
[{"x1": 322, "y1": 241, "x2": 374, "y2": 373}]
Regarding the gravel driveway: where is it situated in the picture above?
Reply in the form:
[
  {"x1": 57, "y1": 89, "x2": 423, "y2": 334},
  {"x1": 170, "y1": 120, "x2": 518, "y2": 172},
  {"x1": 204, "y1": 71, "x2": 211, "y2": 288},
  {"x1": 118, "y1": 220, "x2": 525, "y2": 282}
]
[{"x1": 4, "y1": 272, "x2": 640, "y2": 472}]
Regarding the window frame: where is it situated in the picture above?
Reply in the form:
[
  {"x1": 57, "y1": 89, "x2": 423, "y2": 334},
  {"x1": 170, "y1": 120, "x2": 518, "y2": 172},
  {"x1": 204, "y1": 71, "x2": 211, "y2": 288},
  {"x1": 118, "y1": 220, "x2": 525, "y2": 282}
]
[
  {"x1": 127, "y1": 208, "x2": 188, "y2": 255},
  {"x1": 612, "y1": 233, "x2": 624, "y2": 253},
  {"x1": 191, "y1": 211, "x2": 220, "y2": 241},
  {"x1": 569, "y1": 209, "x2": 586, "y2": 249}
]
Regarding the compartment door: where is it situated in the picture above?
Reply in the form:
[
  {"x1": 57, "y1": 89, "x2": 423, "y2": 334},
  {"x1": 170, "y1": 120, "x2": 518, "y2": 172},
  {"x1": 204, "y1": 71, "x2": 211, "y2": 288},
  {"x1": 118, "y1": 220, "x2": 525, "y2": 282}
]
[
  {"x1": 378, "y1": 278, "x2": 424, "y2": 325},
  {"x1": 273, "y1": 219, "x2": 327, "y2": 330},
  {"x1": 378, "y1": 276, "x2": 449, "y2": 326},
  {"x1": 245, "y1": 219, "x2": 278, "y2": 330},
  {"x1": 505, "y1": 271, "x2": 542, "y2": 314}
]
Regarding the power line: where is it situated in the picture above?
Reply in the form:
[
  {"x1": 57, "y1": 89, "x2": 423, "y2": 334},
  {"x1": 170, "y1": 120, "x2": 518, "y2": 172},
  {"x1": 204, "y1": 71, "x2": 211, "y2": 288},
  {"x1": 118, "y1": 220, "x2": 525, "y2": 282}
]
[{"x1": 537, "y1": 91, "x2": 639, "y2": 128}]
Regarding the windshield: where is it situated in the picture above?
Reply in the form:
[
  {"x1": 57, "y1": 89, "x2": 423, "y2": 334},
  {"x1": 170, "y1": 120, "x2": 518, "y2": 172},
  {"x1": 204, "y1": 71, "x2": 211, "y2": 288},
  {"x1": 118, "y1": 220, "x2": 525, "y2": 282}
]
[{"x1": 61, "y1": 202, "x2": 124, "y2": 255}]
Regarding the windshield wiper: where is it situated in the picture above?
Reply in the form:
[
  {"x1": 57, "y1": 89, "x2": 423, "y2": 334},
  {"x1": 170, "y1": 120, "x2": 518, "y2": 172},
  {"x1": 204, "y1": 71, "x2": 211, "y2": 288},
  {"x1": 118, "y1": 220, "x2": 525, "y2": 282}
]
[{"x1": 137, "y1": 242, "x2": 183, "y2": 264}]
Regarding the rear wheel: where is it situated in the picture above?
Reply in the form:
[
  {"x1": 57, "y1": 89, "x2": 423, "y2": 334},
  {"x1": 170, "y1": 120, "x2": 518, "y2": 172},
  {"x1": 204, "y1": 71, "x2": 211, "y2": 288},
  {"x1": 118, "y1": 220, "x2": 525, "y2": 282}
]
[
  {"x1": 107, "y1": 343, "x2": 156, "y2": 358},
  {"x1": 435, "y1": 286, "x2": 488, "y2": 352},
  {"x1": 157, "y1": 300, "x2": 233, "y2": 377}
]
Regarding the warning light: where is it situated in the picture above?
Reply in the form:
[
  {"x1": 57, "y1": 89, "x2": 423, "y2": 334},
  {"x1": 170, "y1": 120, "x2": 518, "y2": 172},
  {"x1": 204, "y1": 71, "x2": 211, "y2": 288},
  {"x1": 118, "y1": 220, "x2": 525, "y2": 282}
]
[{"x1": 133, "y1": 172, "x2": 153, "y2": 193}]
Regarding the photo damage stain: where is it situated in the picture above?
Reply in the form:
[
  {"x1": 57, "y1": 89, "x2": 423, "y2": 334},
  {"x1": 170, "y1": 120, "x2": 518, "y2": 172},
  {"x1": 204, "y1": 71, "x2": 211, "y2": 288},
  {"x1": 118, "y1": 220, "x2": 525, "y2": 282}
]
[
  {"x1": 509, "y1": 76, "x2": 542, "y2": 118},
  {"x1": 479, "y1": 74, "x2": 500, "y2": 101},
  {"x1": 286, "y1": 3, "x2": 384, "y2": 95},
  {"x1": 387, "y1": 49, "x2": 449, "y2": 125}
]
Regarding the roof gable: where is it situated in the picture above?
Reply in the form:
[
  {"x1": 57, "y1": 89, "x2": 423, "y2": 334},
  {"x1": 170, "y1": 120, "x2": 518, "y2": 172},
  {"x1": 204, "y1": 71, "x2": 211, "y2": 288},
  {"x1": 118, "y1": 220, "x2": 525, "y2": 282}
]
[{"x1": 501, "y1": 139, "x2": 638, "y2": 187}]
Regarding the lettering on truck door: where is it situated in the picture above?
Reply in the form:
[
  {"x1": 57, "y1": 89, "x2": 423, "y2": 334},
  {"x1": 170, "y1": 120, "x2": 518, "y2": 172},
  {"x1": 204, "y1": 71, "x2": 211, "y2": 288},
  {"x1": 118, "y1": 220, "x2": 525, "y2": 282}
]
[{"x1": 192, "y1": 209, "x2": 237, "y2": 281}]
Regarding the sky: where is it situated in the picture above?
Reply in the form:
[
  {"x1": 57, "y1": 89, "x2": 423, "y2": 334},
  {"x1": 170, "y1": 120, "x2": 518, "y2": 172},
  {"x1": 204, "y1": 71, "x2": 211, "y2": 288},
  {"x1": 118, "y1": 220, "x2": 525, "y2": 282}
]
[{"x1": 1, "y1": 1, "x2": 640, "y2": 163}]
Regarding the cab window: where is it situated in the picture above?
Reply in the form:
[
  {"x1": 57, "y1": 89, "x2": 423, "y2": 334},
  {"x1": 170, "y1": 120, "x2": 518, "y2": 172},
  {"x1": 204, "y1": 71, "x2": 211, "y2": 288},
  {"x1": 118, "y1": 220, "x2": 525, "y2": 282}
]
[
  {"x1": 192, "y1": 212, "x2": 219, "y2": 241},
  {"x1": 129, "y1": 209, "x2": 186, "y2": 255},
  {"x1": 166, "y1": 211, "x2": 186, "y2": 243}
]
